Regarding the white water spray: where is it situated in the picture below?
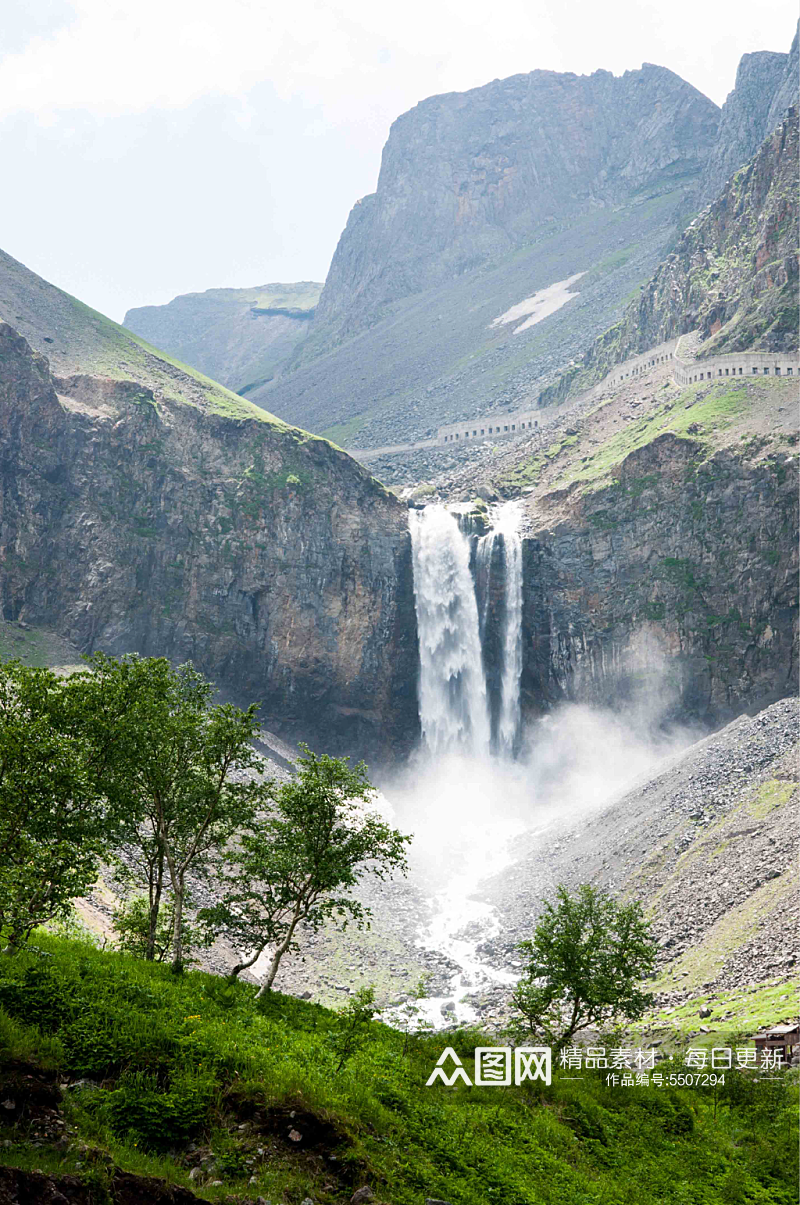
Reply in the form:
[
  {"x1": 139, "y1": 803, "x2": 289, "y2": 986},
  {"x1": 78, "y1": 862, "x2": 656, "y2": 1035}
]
[
  {"x1": 388, "y1": 502, "x2": 527, "y2": 1026},
  {"x1": 383, "y1": 502, "x2": 691, "y2": 1029}
]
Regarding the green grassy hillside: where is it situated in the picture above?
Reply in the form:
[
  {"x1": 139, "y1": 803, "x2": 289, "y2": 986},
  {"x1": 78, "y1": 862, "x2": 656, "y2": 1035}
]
[
  {"x1": 0, "y1": 248, "x2": 290, "y2": 425},
  {"x1": 0, "y1": 935, "x2": 796, "y2": 1204}
]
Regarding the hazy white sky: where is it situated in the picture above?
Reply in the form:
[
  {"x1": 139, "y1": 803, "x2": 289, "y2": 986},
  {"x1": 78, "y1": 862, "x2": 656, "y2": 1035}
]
[{"x1": 0, "y1": 0, "x2": 796, "y2": 320}]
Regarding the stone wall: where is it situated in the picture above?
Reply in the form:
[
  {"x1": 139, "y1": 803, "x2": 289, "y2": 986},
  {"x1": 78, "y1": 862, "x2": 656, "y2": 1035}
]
[{"x1": 673, "y1": 348, "x2": 799, "y2": 386}]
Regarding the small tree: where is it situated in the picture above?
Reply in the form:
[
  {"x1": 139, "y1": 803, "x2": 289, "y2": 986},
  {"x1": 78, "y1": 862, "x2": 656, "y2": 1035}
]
[
  {"x1": 398, "y1": 974, "x2": 434, "y2": 1057},
  {"x1": 112, "y1": 892, "x2": 201, "y2": 964},
  {"x1": 200, "y1": 747, "x2": 410, "y2": 994},
  {"x1": 82, "y1": 654, "x2": 267, "y2": 971},
  {"x1": 332, "y1": 986, "x2": 378, "y2": 1071},
  {"x1": 0, "y1": 662, "x2": 113, "y2": 950},
  {"x1": 511, "y1": 884, "x2": 657, "y2": 1053}
]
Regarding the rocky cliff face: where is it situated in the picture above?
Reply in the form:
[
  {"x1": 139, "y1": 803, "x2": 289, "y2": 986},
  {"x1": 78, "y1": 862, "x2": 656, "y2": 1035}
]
[
  {"x1": 312, "y1": 65, "x2": 719, "y2": 343},
  {"x1": 124, "y1": 283, "x2": 322, "y2": 396},
  {"x1": 698, "y1": 45, "x2": 792, "y2": 204},
  {"x1": 519, "y1": 432, "x2": 798, "y2": 726},
  {"x1": 436, "y1": 341, "x2": 798, "y2": 725},
  {"x1": 0, "y1": 323, "x2": 419, "y2": 760},
  {"x1": 251, "y1": 60, "x2": 721, "y2": 446},
  {"x1": 541, "y1": 107, "x2": 799, "y2": 406},
  {"x1": 766, "y1": 22, "x2": 800, "y2": 131}
]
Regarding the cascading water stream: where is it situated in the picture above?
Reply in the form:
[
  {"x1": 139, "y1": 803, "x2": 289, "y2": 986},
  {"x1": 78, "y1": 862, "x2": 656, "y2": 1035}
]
[
  {"x1": 388, "y1": 502, "x2": 526, "y2": 1027},
  {"x1": 408, "y1": 505, "x2": 490, "y2": 756},
  {"x1": 495, "y1": 503, "x2": 524, "y2": 753},
  {"x1": 476, "y1": 502, "x2": 523, "y2": 755}
]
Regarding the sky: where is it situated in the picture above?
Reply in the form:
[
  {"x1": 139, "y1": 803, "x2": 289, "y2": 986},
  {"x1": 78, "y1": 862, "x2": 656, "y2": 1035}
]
[{"x1": 0, "y1": 0, "x2": 796, "y2": 322}]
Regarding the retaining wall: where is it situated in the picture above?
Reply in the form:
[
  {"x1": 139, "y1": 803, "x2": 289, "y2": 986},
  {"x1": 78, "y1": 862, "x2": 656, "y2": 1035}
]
[{"x1": 673, "y1": 350, "x2": 799, "y2": 386}]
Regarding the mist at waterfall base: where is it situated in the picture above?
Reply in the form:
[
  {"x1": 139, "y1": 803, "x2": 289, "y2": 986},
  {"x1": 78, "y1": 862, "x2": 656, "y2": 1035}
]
[{"x1": 376, "y1": 504, "x2": 696, "y2": 1027}]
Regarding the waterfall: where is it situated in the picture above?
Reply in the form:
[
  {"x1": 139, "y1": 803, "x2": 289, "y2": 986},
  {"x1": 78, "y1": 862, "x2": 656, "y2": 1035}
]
[
  {"x1": 487, "y1": 502, "x2": 523, "y2": 755},
  {"x1": 409, "y1": 506, "x2": 491, "y2": 756},
  {"x1": 409, "y1": 501, "x2": 523, "y2": 758}
]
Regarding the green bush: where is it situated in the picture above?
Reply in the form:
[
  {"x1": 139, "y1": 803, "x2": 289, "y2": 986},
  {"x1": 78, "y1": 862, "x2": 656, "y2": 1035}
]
[
  {"x1": 0, "y1": 934, "x2": 796, "y2": 1205},
  {"x1": 634, "y1": 1090, "x2": 694, "y2": 1136},
  {"x1": 105, "y1": 1069, "x2": 215, "y2": 1151},
  {"x1": 0, "y1": 963, "x2": 74, "y2": 1031}
]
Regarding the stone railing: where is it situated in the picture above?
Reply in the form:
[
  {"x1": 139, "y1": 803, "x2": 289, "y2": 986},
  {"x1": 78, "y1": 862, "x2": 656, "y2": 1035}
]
[
  {"x1": 437, "y1": 406, "x2": 542, "y2": 446},
  {"x1": 435, "y1": 337, "x2": 681, "y2": 449},
  {"x1": 673, "y1": 348, "x2": 799, "y2": 386},
  {"x1": 603, "y1": 339, "x2": 679, "y2": 388},
  {"x1": 346, "y1": 335, "x2": 798, "y2": 462}
]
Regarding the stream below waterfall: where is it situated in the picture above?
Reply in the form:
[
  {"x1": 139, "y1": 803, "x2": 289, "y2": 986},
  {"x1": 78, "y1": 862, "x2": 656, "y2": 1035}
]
[{"x1": 382, "y1": 502, "x2": 528, "y2": 1028}]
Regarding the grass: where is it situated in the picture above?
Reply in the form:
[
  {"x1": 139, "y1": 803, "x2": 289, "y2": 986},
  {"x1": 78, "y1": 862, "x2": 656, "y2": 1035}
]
[
  {"x1": 636, "y1": 980, "x2": 800, "y2": 1046},
  {"x1": 499, "y1": 378, "x2": 797, "y2": 499},
  {"x1": 652, "y1": 876, "x2": 796, "y2": 995},
  {"x1": 0, "y1": 934, "x2": 797, "y2": 1204},
  {"x1": 748, "y1": 780, "x2": 795, "y2": 820},
  {"x1": 0, "y1": 247, "x2": 312, "y2": 432},
  {"x1": 0, "y1": 620, "x2": 83, "y2": 673},
  {"x1": 554, "y1": 383, "x2": 751, "y2": 491},
  {"x1": 499, "y1": 435, "x2": 579, "y2": 491},
  {"x1": 61, "y1": 296, "x2": 294, "y2": 427}
]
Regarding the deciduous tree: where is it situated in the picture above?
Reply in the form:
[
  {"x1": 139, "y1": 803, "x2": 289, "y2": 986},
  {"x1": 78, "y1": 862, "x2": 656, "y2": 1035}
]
[
  {"x1": 83, "y1": 654, "x2": 267, "y2": 971},
  {"x1": 0, "y1": 662, "x2": 114, "y2": 950},
  {"x1": 511, "y1": 883, "x2": 657, "y2": 1053},
  {"x1": 200, "y1": 748, "x2": 410, "y2": 994}
]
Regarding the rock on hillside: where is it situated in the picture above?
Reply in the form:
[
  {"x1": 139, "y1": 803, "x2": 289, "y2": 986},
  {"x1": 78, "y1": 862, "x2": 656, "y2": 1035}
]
[
  {"x1": 520, "y1": 428, "x2": 798, "y2": 724},
  {"x1": 489, "y1": 697, "x2": 798, "y2": 998},
  {"x1": 0, "y1": 258, "x2": 419, "y2": 761},
  {"x1": 123, "y1": 282, "x2": 322, "y2": 396},
  {"x1": 541, "y1": 107, "x2": 799, "y2": 406},
  {"x1": 434, "y1": 346, "x2": 799, "y2": 725},
  {"x1": 698, "y1": 35, "x2": 795, "y2": 204},
  {"x1": 766, "y1": 21, "x2": 800, "y2": 132}
]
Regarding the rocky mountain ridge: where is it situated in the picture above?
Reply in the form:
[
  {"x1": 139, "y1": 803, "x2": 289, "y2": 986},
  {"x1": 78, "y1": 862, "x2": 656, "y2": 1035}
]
[
  {"x1": 698, "y1": 25, "x2": 797, "y2": 204},
  {"x1": 123, "y1": 281, "x2": 322, "y2": 396},
  {"x1": 119, "y1": 34, "x2": 797, "y2": 454},
  {"x1": 244, "y1": 36, "x2": 796, "y2": 448},
  {"x1": 539, "y1": 105, "x2": 799, "y2": 406},
  {"x1": 311, "y1": 63, "x2": 719, "y2": 343}
]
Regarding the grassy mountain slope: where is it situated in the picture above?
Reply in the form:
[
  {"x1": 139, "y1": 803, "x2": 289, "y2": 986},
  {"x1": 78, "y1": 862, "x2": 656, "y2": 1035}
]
[
  {"x1": 124, "y1": 283, "x2": 322, "y2": 397},
  {"x1": 252, "y1": 195, "x2": 688, "y2": 449},
  {"x1": 0, "y1": 249, "x2": 287, "y2": 425},
  {"x1": 490, "y1": 699, "x2": 798, "y2": 1007},
  {"x1": 0, "y1": 935, "x2": 797, "y2": 1205}
]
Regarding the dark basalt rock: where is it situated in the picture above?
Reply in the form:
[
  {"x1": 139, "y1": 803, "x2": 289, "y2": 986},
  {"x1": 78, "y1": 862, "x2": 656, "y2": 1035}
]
[{"x1": 0, "y1": 323, "x2": 419, "y2": 763}]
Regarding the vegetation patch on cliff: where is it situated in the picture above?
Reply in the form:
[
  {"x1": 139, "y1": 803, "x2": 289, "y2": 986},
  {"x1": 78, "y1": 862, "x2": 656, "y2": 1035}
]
[{"x1": 553, "y1": 382, "x2": 753, "y2": 492}]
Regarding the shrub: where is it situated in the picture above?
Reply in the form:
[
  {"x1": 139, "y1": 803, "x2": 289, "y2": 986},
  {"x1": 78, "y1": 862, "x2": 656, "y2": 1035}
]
[
  {"x1": 105, "y1": 1069, "x2": 215, "y2": 1151},
  {"x1": 0, "y1": 964, "x2": 74, "y2": 1031}
]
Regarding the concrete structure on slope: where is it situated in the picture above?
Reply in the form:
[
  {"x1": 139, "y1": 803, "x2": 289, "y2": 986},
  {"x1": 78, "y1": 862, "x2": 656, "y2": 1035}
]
[{"x1": 346, "y1": 336, "x2": 799, "y2": 463}]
